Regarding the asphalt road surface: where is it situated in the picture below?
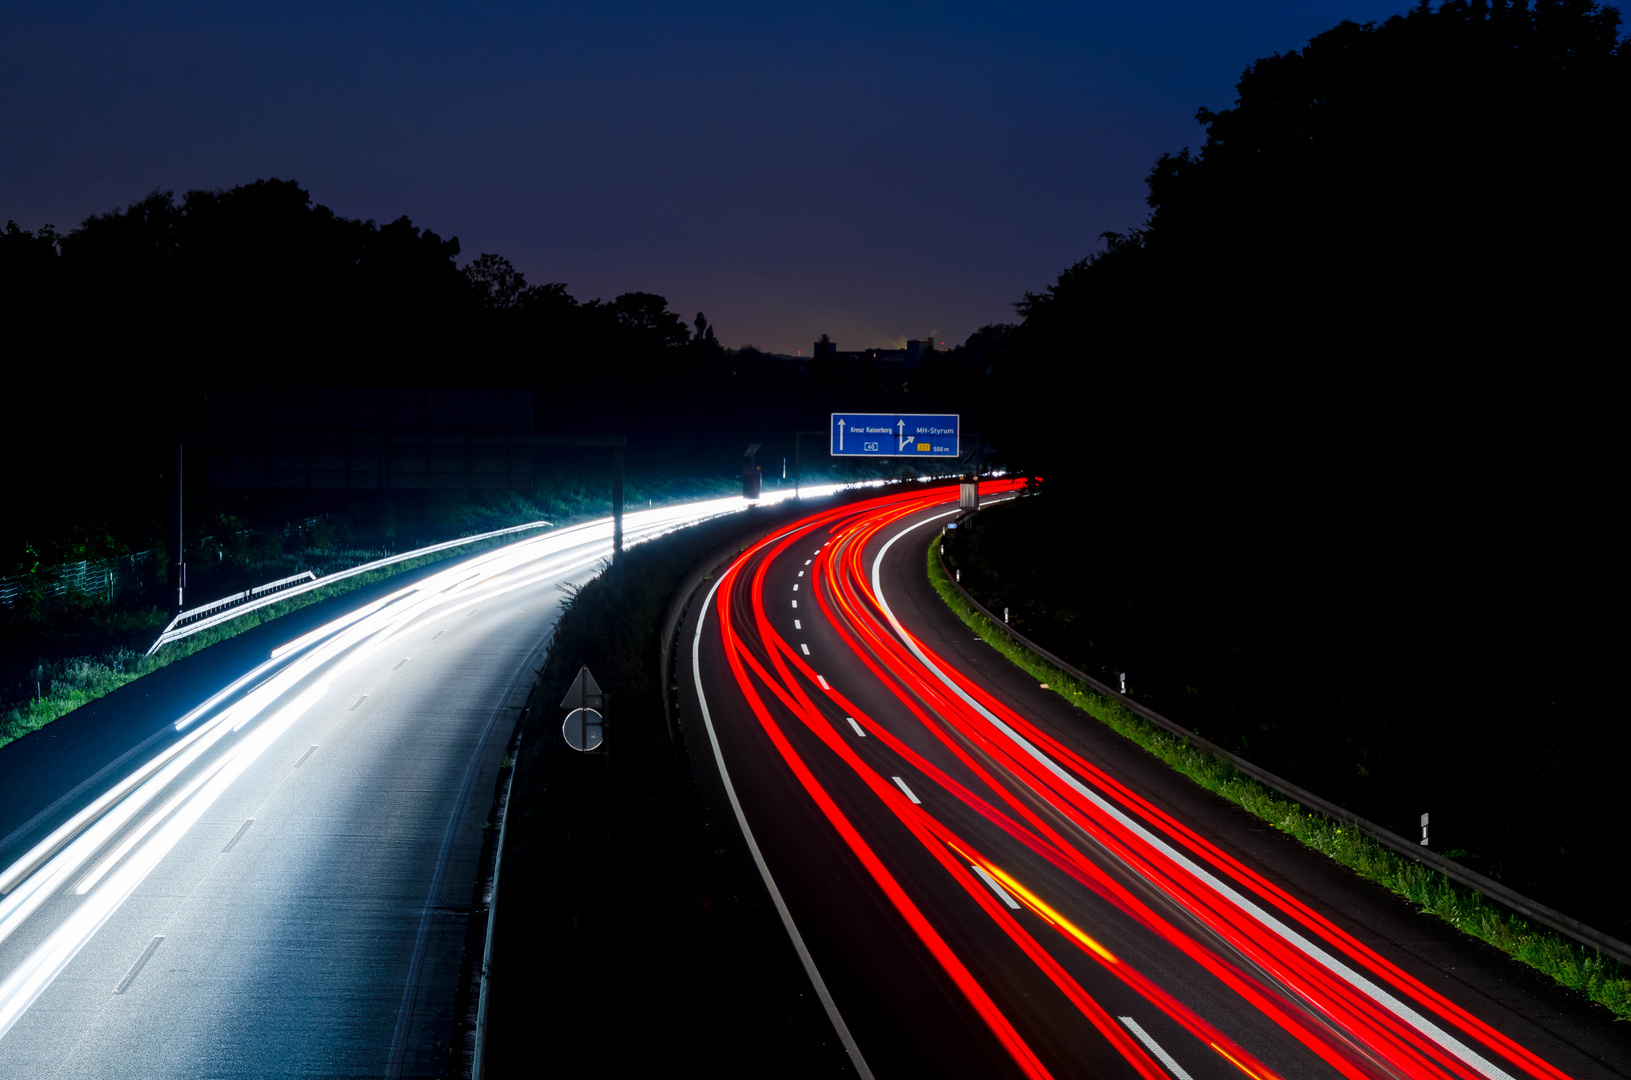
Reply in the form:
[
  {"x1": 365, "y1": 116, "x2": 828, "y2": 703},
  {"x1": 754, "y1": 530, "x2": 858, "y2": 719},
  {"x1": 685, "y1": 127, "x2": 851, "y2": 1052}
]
[
  {"x1": 681, "y1": 481, "x2": 1630, "y2": 1080},
  {"x1": 0, "y1": 497, "x2": 761, "y2": 1078}
]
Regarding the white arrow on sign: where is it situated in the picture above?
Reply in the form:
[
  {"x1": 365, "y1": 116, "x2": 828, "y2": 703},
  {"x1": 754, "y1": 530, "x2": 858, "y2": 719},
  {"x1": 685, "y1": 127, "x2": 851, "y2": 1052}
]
[
  {"x1": 898, "y1": 419, "x2": 911, "y2": 452},
  {"x1": 837, "y1": 418, "x2": 845, "y2": 451}
]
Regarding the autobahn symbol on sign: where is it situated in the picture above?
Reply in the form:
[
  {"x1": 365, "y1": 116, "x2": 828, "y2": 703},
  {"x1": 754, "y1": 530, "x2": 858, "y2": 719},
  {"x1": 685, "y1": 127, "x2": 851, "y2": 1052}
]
[{"x1": 831, "y1": 413, "x2": 959, "y2": 457}]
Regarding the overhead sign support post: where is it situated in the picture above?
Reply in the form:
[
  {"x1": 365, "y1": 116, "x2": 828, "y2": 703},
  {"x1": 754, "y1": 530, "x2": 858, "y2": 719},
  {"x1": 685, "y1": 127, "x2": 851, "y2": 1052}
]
[{"x1": 830, "y1": 413, "x2": 960, "y2": 459}]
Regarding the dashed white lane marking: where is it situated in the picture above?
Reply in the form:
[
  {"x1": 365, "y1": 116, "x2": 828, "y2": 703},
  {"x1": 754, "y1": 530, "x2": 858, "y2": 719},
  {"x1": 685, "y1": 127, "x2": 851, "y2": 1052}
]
[
  {"x1": 349, "y1": 695, "x2": 368, "y2": 711},
  {"x1": 972, "y1": 865, "x2": 1021, "y2": 909},
  {"x1": 294, "y1": 745, "x2": 318, "y2": 768},
  {"x1": 800, "y1": 644, "x2": 811, "y2": 656},
  {"x1": 816, "y1": 675, "x2": 829, "y2": 690},
  {"x1": 793, "y1": 584, "x2": 799, "y2": 591},
  {"x1": 221, "y1": 819, "x2": 255, "y2": 853},
  {"x1": 113, "y1": 936, "x2": 165, "y2": 995},
  {"x1": 794, "y1": 620, "x2": 802, "y2": 630},
  {"x1": 798, "y1": 570, "x2": 805, "y2": 577},
  {"x1": 805, "y1": 559, "x2": 812, "y2": 565},
  {"x1": 891, "y1": 776, "x2": 921, "y2": 804},
  {"x1": 1118, "y1": 1017, "x2": 1194, "y2": 1080},
  {"x1": 846, "y1": 718, "x2": 866, "y2": 738},
  {"x1": 431, "y1": 630, "x2": 444, "y2": 639},
  {"x1": 792, "y1": 600, "x2": 798, "y2": 608},
  {"x1": 393, "y1": 658, "x2": 408, "y2": 670}
]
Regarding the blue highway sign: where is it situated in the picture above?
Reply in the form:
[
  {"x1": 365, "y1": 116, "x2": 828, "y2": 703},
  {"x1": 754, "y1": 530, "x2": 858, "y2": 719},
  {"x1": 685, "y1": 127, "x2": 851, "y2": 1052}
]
[{"x1": 831, "y1": 413, "x2": 959, "y2": 458}]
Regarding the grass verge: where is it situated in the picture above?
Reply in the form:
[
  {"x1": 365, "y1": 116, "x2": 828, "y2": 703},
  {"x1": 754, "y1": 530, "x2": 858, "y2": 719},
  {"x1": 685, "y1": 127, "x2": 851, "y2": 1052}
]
[
  {"x1": 0, "y1": 531, "x2": 536, "y2": 753},
  {"x1": 926, "y1": 534, "x2": 1631, "y2": 1021}
]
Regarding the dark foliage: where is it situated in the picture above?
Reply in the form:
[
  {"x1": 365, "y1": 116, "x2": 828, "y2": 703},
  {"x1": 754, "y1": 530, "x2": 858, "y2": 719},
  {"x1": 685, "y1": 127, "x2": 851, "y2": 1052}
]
[
  {"x1": 1029, "y1": 0, "x2": 1626, "y2": 339},
  {"x1": 997, "y1": 0, "x2": 1626, "y2": 480}
]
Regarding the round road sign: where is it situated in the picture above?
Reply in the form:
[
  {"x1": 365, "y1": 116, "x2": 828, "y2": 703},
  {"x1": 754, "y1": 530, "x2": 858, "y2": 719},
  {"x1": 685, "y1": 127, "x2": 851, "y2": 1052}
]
[{"x1": 562, "y1": 707, "x2": 604, "y2": 752}]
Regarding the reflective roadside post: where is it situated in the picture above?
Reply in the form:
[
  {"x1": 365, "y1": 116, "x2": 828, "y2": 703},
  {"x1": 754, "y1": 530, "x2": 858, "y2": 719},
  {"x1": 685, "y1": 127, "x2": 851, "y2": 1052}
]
[{"x1": 1420, "y1": 813, "x2": 1429, "y2": 846}]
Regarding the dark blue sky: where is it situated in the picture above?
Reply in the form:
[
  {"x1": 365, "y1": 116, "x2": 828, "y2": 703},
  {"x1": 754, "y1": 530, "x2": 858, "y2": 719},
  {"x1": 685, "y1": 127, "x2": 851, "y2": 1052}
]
[{"x1": 3, "y1": 0, "x2": 1409, "y2": 353}]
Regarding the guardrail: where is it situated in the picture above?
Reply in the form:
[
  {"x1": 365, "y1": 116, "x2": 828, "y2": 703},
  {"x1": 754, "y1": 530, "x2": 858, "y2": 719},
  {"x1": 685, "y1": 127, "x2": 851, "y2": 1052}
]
[
  {"x1": 936, "y1": 532, "x2": 1631, "y2": 968},
  {"x1": 165, "y1": 572, "x2": 319, "y2": 632},
  {"x1": 146, "y1": 520, "x2": 553, "y2": 656}
]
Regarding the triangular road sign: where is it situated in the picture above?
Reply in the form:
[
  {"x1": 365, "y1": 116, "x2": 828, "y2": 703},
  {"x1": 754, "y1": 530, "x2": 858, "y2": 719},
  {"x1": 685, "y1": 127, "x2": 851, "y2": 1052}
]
[{"x1": 560, "y1": 665, "x2": 604, "y2": 709}]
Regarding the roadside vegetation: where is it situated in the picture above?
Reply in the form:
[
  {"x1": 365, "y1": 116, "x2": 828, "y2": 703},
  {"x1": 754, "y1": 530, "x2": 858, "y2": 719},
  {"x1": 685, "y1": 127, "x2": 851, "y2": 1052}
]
[
  {"x1": 0, "y1": 476, "x2": 737, "y2": 753},
  {"x1": 0, "y1": 529, "x2": 552, "y2": 753},
  {"x1": 927, "y1": 533, "x2": 1631, "y2": 1021}
]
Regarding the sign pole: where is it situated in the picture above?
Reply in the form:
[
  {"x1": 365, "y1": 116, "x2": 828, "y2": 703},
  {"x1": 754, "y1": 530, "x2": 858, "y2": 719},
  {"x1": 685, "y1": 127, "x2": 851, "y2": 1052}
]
[{"x1": 611, "y1": 445, "x2": 624, "y2": 570}]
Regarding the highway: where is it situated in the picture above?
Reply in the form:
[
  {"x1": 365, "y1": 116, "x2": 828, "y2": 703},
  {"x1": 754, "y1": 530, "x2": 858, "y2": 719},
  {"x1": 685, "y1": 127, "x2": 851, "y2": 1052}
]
[
  {"x1": 0, "y1": 495, "x2": 769, "y2": 1078},
  {"x1": 683, "y1": 481, "x2": 1623, "y2": 1080}
]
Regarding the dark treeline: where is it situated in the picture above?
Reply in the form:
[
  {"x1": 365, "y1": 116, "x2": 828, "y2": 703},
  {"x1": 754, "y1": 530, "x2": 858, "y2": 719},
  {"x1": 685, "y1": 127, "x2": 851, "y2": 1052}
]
[
  {"x1": 1010, "y1": 0, "x2": 1627, "y2": 376},
  {"x1": 1, "y1": 180, "x2": 1000, "y2": 579}
]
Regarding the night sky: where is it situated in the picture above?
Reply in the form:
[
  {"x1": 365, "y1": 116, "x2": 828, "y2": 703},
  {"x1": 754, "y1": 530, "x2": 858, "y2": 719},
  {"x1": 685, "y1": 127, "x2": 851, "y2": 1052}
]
[{"x1": 4, "y1": 0, "x2": 1411, "y2": 354}]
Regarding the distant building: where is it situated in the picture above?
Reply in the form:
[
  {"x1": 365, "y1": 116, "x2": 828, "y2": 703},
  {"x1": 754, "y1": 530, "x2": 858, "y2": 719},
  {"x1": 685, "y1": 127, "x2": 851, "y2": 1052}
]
[
  {"x1": 870, "y1": 339, "x2": 935, "y2": 369},
  {"x1": 808, "y1": 338, "x2": 935, "y2": 369}
]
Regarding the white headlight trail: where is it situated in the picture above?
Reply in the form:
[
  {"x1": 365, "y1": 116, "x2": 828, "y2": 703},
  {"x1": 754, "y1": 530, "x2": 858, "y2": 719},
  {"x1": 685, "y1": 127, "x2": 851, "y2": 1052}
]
[
  {"x1": 0, "y1": 682, "x2": 330, "y2": 1043},
  {"x1": 0, "y1": 490, "x2": 875, "y2": 1043},
  {"x1": 0, "y1": 700, "x2": 255, "y2": 949},
  {"x1": 74, "y1": 746, "x2": 238, "y2": 896}
]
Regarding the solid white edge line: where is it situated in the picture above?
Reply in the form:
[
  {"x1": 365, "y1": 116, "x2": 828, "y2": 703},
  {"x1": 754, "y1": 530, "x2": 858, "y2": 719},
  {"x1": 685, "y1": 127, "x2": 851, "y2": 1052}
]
[
  {"x1": 870, "y1": 511, "x2": 1518, "y2": 1080},
  {"x1": 971, "y1": 865, "x2": 1021, "y2": 910},
  {"x1": 1118, "y1": 1016, "x2": 1194, "y2": 1080},
  {"x1": 692, "y1": 561, "x2": 876, "y2": 1080},
  {"x1": 890, "y1": 776, "x2": 921, "y2": 805}
]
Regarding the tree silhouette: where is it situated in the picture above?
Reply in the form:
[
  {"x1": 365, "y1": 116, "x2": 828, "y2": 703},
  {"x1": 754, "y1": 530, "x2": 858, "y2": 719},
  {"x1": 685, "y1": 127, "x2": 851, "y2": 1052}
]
[{"x1": 1002, "y1": 0, "x2": 1628, "y2": 486}]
